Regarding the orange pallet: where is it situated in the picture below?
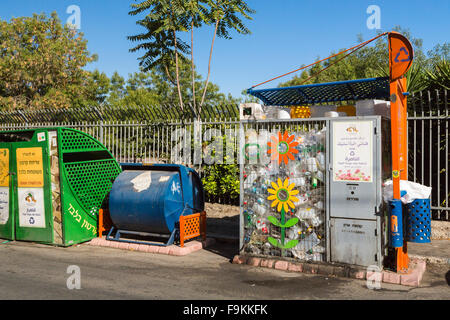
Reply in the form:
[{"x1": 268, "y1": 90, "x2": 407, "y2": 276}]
[{"x1": 179, "y1": 211, "x2": 207, "y2": 247}]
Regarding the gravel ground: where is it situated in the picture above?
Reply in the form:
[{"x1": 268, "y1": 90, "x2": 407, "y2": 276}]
[
  {"x1": 205, "y1": 203, "x2": 239, "y2": 238},
  {"x1": 431, "y1": 221, "x2": 450, "y2": 240}
]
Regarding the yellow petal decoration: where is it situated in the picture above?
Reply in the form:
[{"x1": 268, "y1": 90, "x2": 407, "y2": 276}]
[{"x1": 266, "y1": 178, "x2": 299, "y2": 213}]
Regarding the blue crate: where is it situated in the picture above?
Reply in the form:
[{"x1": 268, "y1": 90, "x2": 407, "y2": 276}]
[{"x1": 406, "y1": 199, "x2": 431, "y2": 243}]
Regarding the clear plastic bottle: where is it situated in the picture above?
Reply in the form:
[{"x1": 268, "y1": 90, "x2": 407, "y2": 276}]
[
  {"x1": 316, "y1": 152, "x2": 325, "y2": 170},
  {"x1": 252, "y1": 202, "x2": 267, "y2": 216}
]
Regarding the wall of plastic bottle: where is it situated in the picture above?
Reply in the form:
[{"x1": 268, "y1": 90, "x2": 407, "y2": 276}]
[{"x1": 241, "y1": 121, "x2": 327, "y2": 261}]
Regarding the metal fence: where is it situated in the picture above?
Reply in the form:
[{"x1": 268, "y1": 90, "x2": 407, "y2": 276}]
[
  {"x1": 0, "y1": 104, "x2": 242, "y2": 205},
  {"x1": 0, "y1": 89, "x2": 448, "y2": 219},
  {"x1": 408, "y1": 89, "x2": 449, "y2": 221}
]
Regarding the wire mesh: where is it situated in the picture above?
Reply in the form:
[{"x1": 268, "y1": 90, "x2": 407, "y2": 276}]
[
  {"x1": 63, "y1": 159, "x2": 121, "y2": 214},
  {"x1": 240, "y1": 119, "x2": 327, "y2": 261}
]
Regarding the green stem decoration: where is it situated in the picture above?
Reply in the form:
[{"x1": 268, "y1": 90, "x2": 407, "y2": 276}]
[{"x1": 267, "y1": 210, "x2": 299, "y2": 251}]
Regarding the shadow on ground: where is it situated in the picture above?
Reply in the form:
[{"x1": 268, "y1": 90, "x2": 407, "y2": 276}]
[
  {"x1": 205, "y1": 215, "x2": 240, "y2": 260},
  {"x1": 206, "y1": 216, "x2": 239, "y2": 239},
  {"x1": 205, "y1": 240, "x2": 239, "y2": 261}
]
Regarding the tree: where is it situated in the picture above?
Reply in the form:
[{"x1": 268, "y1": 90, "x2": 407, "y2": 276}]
[
  {"x1": 421, "y1": 58, "x2": 450, "y2": 91},
  {"x1": 199, "y1": 0, "x2": 255, "y2": 111},
  {"x1": 129, "y1": 0, "x2": 190, "y2": 110},
  {"x1": 184, "y1": 0, "x2": 209, "y2": 114},
  {"x1": 106, "y1": 58, "x2": 238, "y2": 112},
  {"x1": 427, "y1": 43, "x2": 450, "y2": 65},
  {"x1": 108, "y1": 71, "x2": 126, "y2": 102},
  {"x1": 0, "y1": 12, "x2": 98, "y2": 110},
  {"x1": 83, "y1": 70, "x2": 111, "y2": 106},
  {"x1": 128, "y1": 0, "x2": 254, "y2": 113}
]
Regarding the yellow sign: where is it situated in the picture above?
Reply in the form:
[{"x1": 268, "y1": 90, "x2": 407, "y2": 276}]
[
  {"x1": 0, "y1": 149, "x2": 9, "y2": 187},
  {"x1": 17, "y1": 147, "x2": 44, "y2": 188},
  {"x1": 392, "y1": 170, "x2": 400, "y2": 178}
]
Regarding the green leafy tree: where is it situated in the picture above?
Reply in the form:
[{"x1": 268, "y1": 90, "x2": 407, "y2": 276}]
[
  {"x1": 128, "y1": 0, "x2": 254, "y2": 114},
  {"x1": 109, "y1": 71, "x2": 160, "y2": 108},
  {"x1": 83, "y1": 70, "x2": 111, "y2": 106},
  {"x1": 129, "y1": 0, "x2": 190, "y2": 110},
  {"x1": 421, "y1": 58, "x2": 450, "y2": 91},
  {"x1": 184, "y1": 0, "x2": 209, "y2": 114},
  {"x1": 107, "y1": 71, "x2": 127, "y2": 103},
  {"x1": 106, "y1": 58, "x2": 237, "y2": 111},
  {"x1": 199, "y1": 0, "x2": 255, "y2": 112},
  {"x1": 0, "y1": 12, "x2": 98, "y2": 110},
  {"x1": 202, "y1": 156, "x2": 240, "y2": 202}
]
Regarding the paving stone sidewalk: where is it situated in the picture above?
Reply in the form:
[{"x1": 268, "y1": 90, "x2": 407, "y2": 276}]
[{"x1": 408, "y1": 240, "x2": 450, "y2": 264}]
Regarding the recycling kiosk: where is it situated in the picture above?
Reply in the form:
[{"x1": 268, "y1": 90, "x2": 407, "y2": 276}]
[
  {"x1": 0, "y1": 128, "x2": 121, "y2": 246},
  {"x1": 240, "y1": 112, "x2": 391, "y2": 268},
  {"x1": 240, "y1": 32, "x2": 425, "y2": 273}
]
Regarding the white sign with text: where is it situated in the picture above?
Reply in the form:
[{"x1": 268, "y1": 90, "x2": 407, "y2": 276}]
[{"x1": 333, "y1": 121, "x2": 373, "y2": 183}]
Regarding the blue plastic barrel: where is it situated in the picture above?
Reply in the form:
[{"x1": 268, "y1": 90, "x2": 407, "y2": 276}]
[
  {"x1": 389, "y1": 199, "x2": 404, "y2": 248},
  {"x1": 406, "y1": 199, "x2": 431, "y2": 243},
  {"x1": 108, "y1": 164, "x2": 204, "y2": 235}
]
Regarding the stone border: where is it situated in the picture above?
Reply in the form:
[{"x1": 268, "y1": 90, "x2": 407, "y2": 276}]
[
  {"x1": 87, "y1": 237, "x2": 215, "y2": 256},
  {"x1": 409, "y1": 254, "x2": 450, "y2": 265},
  {"x1": 232, "y1": 255, "x2": 426, "y2": 287}
]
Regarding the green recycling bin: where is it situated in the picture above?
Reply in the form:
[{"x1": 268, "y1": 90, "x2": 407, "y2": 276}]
[{"x1": 0, "y1": 127, "x2": 121, "y2": 246}]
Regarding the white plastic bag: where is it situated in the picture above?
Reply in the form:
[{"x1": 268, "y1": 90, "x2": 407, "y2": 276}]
[{"x1": 382, "y1": 180, "x2": 432, "y2": 204}]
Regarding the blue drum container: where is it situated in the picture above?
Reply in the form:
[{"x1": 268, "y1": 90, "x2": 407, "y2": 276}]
[{"x1": 108, "y1": 164, "x2": 204, "y2": 237}]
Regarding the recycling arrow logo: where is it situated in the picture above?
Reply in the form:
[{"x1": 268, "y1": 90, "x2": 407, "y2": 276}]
[{"x1": 394, "y1": 47, "x2": 411, "y2": 63}]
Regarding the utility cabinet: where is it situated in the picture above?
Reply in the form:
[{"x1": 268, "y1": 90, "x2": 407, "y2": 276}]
[
  {"x1": 327, "y1": 117, "x2": 391, "y2": 268},
  {"x1": 240, "y1": 116, "x2": 391, "y2": 268}
]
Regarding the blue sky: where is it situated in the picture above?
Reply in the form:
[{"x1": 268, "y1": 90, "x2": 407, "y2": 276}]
[{"x1": 1, "y1": 0, "x2": 449, "y2": 98}]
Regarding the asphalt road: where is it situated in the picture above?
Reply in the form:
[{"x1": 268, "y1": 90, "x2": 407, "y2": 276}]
[{"x1": 0, "y1": 240, "x2": 449, "y2": 300}]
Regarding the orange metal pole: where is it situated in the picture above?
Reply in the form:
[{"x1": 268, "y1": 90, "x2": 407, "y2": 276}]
[
  {"x1": 388, "y1": 31, "x2": 414, "y2": 273},
  {"x1": 390, "y1": 77, "x2": 409, "y2": 272}
]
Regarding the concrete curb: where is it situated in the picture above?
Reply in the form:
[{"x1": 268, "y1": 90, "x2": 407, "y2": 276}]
[
  {"x1": 232, "y1": 254, "x2": 426, "y2": 287},
  {"x1": 409, "y1": 254, "x2": 450, "y2": 265},
  {"x1": 87, "y1": 237, "x2": 215, "y2": 256}
]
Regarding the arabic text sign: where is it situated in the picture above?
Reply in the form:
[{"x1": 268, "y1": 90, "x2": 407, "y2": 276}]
[{"x1": 333, "y1": 121, "x2": 373, "y2": 183}]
